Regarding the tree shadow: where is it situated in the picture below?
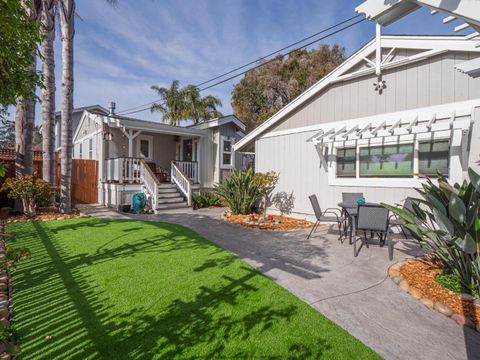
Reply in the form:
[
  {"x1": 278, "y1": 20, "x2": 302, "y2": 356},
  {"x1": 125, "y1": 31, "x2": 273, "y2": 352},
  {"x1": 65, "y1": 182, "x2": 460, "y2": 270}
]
[{"x1": 8, "y1": 219, "x2": 344, "y2": 359}]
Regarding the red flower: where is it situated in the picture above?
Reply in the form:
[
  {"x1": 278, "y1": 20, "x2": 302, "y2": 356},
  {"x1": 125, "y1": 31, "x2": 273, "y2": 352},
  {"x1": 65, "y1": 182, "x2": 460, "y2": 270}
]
[{"x1": 268, "y1": 215, "x2": 274, "y2": 220}]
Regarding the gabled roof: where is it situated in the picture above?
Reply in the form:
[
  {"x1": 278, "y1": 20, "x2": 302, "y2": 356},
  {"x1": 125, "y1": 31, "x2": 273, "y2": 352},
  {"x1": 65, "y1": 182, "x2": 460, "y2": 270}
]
[
  {"x1": 189, "y1": 115, "x2": 246, "y2": 131},
  {"x1": 55, "y1": 104, "x2": 109, "y2": 118},
  {"x1": 234, "y1": 34, "x2": 480, "y2": 151}
]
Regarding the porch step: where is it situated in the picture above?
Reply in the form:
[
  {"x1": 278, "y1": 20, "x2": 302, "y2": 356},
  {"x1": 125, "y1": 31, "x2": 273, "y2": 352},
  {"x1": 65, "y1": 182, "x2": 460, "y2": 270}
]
[
  {"x1": 157, "y1": 187, "x2": 178, "y2": 194},
  {"x1": 158, "y1": 192, "x2": 183, "y2": 199},
  {"x1": 158, "y1": 183, "x2": 177, "y2": 189},
  {"x1": 155, "y1": 201, "x2": 188, "y2": 211},
  {"x1": 157, "y1": 196, "x2": 185, "y2": 204}
]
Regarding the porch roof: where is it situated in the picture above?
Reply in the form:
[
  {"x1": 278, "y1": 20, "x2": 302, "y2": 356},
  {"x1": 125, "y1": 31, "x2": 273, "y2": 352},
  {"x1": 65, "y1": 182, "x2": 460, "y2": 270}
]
[{"x1": 104, "y1": 114, "x2": 205, "y2": 137}]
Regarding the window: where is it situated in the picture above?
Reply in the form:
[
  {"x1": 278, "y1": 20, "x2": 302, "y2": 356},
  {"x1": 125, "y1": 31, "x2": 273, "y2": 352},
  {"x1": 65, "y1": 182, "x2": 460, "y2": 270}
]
[
  {"x1": 140, "y1": 140, "x2": 149, "y2": 158},
  {"x1": 88, "y1": 138, "x2": 93, "y2": 160},
  {"x1": 183, "y1": 139, "x2": 193, "y2": 161},
  {"x1": 418, "y1": 140, "x2": 450, "y2": 177},
  {"x1": 221, "y1": 137, "x2": 233, "y2": 167},
  {"x1": 79, "y1": 143, "x2": 83, "y2": 159},
  {"x1": 360, "y1": 144, "x2": 414, "y2": 177},
  {"x1": 336, "y1": 147, "x2": 356, "y2": 178}
]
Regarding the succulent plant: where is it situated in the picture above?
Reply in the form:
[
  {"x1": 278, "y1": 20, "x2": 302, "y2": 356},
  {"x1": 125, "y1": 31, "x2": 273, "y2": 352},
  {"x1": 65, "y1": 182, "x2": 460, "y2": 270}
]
[{"x1": 382, "y1": 168, "x2": 480, "y2": 295}]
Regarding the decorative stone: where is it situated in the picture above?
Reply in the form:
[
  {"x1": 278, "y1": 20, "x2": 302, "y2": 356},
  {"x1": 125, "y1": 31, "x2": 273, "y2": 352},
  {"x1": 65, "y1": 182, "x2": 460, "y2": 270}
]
[
  {"x1": 451, "y1": 314, "x2": 475, "y2": 328},
  {"x1": 398, "y1": 280, "x2": 410, "y2": 292},
  {"x1": 0, "y1": 352, "x2": 10, "y2": 360},
  {"x1": 409, "y1": 287, "x2": 423, "y2": 299},
  {"x1": 0, "y1": 295, "x2": 8, "y2": 302},
  {"x1": 420, "y1": 298, "x2": 434, "y2": 310},
  {"x1": 434, "y1": 301, "x2": 453, "y2": 317},
  {"x1": 391, "y1": 276, "x2": 403, "y2": 285},
  {"x1": 474, "y1": 299, "x2": 480, "y2": 306},
  {"x1": 476, "y1": 323, "x2": 480, "y2": 333},
  {"x1": 460, "y1": 293, "x2": 475, "y2": 301},
  {"x1": 0, "y1": 275, "x2": 8, "y2": 284},
  {"x1": 0, "y1": 308, "x2": 8, "y2": 318},
  {"x1": 388, "y1": 267, "x2": 400, "y2": 278}
]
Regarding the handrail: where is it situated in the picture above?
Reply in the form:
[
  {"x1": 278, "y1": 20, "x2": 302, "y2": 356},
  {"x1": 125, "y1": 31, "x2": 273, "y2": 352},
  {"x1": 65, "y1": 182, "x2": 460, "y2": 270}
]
[
  {"x1": 174, "y1": 160, "x2": 199, "y2": 184},
  {"x1": 140, "y1": 159, "x2": 160, "y2": 209},
  {"x1": 104, "y1": 157, "x2": 142, "y2": 184},
  {"x1": 171, "y1": 161, "x2": 192, "y2": 206}
]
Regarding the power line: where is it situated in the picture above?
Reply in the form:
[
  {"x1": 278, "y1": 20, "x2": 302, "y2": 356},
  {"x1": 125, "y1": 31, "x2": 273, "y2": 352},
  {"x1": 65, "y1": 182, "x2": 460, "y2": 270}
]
[{"x1": 117, "y1": 17, "x2": 366, "y2": 116}]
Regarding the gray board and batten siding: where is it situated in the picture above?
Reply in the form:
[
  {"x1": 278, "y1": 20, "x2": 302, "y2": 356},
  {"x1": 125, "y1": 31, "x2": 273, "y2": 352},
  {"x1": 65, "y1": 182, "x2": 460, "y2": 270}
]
[{"x1": 255, "y1": 51, "x2": 480, "y2": 219}]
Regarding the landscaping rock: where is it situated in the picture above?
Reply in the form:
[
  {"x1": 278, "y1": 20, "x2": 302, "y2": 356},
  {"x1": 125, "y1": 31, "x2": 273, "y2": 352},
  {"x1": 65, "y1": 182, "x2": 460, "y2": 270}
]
[
  {"x1": 398, "y1": 280, "x2": 410, "y2": 292},
  {"x1": 451, "y1": 314, "x2": 475, "y2": 328},
  {"x1": 420, "y1": 298, "x2": 434, "y2": 310},
  {"x1": 409, "y1": 287, "x2": 423, "y2": 299},
  {"x1": 434, "y1": 301, "x2": 453, "y2": 317},
  {"x1": 0, "y1": 307, "x2": 8, "y2": 318},
  {"x1": 0, "y1": 275, "x2": 8, "y2": 284},
  {"x1": 460, "y1": 293, "x2": 475, "y2": 301},
  {"x1": 388, "y1": 267, "x2": 400, "y2": 278},
  {"x1": 0, "y1": 295, "x2": 8, "y2": 302},
  {"x1": 476, "y1": 323, "x2": 480, "y2": 333},
  {"x1": 474, "y1": 299, "x2": 480, "y2": 306},
  {"x1": 0, "y1": 352, "x2": 10, "y2": 360},
  {"x1": 391, "y1": 276, "x2": 403, "y2": 285}
]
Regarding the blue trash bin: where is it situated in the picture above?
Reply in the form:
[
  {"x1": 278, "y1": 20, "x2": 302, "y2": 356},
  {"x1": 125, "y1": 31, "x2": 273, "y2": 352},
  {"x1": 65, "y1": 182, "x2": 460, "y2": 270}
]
[{"x1": 132, "y1": 192, "x2": 146, "y2": 213}]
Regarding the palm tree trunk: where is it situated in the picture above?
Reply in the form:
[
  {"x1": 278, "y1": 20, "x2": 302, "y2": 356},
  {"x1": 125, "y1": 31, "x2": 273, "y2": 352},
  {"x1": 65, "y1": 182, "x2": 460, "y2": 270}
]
[
  {"x1": 59, "y1": 0, "x2": 75, "y2": 213},
  {"x1": 40, "y1": 0, "x2": 56, "y2": 186},
  {"x1": 15, "y1": 0, "x2": 40, "y2": 177}
]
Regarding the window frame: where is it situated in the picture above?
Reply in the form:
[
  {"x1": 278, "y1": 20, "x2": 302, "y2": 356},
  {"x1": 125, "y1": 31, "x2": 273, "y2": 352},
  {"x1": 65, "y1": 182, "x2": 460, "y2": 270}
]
[
  {"x1": 79, "y1": 143, "x2": 83, "y2": 159},
  {"x1": 88, "y1": 138, "x2": 93, "y2": 160},
  {"x1": 137, "y1": 135, "x2": 153, "y2": 161},
  {"x1": 220, "y1": 136, "x2": 234, "y2": 169},
  {"x1": 331, "y1": 135, "x2": 453, "y2": 188}
]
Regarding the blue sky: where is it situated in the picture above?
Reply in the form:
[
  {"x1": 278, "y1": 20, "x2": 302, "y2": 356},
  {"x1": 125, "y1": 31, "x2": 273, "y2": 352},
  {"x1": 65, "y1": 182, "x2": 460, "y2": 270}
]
[{"x1": 11, "y1": 0, "x2": 471, "y2": 124}]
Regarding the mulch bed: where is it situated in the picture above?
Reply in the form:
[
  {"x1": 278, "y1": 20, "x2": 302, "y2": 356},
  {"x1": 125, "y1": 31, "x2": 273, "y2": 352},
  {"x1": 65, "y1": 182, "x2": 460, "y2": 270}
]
[
  {"x1": 400, "y1": 259, "x2": 480, "y2": 325},
  {"x1": 224, "y1": 213, "x2": 319, "y2": 231},
  {"x1": 4, "y1": 208, "x2": 81, "y2": 223}
]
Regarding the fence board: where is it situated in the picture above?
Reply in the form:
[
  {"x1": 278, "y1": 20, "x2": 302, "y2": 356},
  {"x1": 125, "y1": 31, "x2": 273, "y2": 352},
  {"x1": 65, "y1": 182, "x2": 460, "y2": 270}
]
[{"x1": 71, "y1": 159, "x2": 98, "y2": 204}]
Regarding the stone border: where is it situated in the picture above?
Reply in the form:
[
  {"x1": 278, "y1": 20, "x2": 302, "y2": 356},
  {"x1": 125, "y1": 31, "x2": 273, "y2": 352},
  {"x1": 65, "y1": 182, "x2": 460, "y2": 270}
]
[{"x1": 388, "y1": 261, "x2": 480, "y2": 333}]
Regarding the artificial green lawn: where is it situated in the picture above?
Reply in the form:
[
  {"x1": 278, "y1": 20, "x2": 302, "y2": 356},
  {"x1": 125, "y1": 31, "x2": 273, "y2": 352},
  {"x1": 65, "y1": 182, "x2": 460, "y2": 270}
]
[{"x1": 8, "y1": 218, "x2": 379, "y2": 359}]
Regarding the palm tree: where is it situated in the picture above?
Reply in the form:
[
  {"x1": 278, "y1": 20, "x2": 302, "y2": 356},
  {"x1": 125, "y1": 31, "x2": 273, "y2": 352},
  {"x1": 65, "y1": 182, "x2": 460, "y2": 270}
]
[
  {"x1": 40, "y1": 0, "x2": 56, "y2": 186},
  {"x1": 183, "y1": 85, "x2": 223, "y2": 124},
  {"x1": 15, "y1": 0, "x2": 41, "y2": 177},
  {"x1": 59, "y1": 0, "x2": 74, "y2": 213},
  {"x1": 150, "y1": 80, "x2": 186, "y2": 126}
]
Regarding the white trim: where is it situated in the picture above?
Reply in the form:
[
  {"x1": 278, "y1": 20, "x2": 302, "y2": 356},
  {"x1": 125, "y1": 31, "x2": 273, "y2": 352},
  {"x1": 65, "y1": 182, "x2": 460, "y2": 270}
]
[
  {"x1": 137, "y1": 135, "x2": 154, "y2": 161},
  {"x1": 190, "y1": 115, "x2": 246, "y2": 132},
  {"x1": 74, "y1": 129, "x2": 102, "y2": 145},
  {"x1": 73, "y1": 111, "x2": 103, "y2": 142},
  {"x1": 258, "y1": 98, "x2": 480, "y2": 140},
  {"x1": 220, "y1": 136, "x2": 235, "y2": 169},
  {"x1": 234, "y1": 35, "x2": 480, "y2": 152}
]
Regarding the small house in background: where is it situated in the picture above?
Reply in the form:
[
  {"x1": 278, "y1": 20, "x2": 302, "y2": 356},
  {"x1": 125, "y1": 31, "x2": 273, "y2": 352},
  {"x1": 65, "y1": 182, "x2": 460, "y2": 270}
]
[
  {"x1": 234, "y1": 34, "x2": 480, "y2": 220},
  {"x1": 55, "y1": 106, "x2": 246, "y2": 211}
]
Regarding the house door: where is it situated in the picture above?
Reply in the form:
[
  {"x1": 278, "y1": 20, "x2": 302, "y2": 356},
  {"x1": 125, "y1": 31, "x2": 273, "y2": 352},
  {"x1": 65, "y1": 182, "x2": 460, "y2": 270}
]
[{"x1": 182, "y1": 139, "x2": 193, "y2": 161}]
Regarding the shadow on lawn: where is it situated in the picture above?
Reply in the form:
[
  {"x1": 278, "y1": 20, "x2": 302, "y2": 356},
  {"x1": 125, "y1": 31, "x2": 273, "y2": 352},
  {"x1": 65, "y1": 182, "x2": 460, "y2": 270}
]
[{"x1": 11, "y1": 219, "x2": 333, "y2": 359}]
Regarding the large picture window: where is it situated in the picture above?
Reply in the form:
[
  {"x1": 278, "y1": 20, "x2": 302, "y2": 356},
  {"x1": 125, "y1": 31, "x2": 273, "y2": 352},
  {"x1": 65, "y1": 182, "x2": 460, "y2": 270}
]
[
  {"x1": 418, "y1": 140, "x2": 450, "y2": 177},
  {"x1": 336, "y1": 147, "x2": 356, "y2": 178},
  {"x1": 359, "y1": 144, "x2": 414, "y2": 177}
]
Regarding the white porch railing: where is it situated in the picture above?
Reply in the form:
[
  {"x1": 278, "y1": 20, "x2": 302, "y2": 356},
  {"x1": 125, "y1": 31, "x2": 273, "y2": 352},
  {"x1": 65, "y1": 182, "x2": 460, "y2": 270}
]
[
  {"x1": 104, "y1": 157, "x2": 141, "y2": 183},
  {"x1": 140, "y1": 159, "x2": 160, "y2": 209},
  {"x1": 174, "y1": 161, "x2": 199, "y2": 184},
  {"x1": 171, "y1": 161, "x2": 192, "y2": 206}
]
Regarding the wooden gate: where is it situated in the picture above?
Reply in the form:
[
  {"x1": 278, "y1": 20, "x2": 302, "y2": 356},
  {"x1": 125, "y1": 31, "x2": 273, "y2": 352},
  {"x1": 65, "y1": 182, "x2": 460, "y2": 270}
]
[{"x1": 71, "y1": 159, "x2": 98, "y2": 204}]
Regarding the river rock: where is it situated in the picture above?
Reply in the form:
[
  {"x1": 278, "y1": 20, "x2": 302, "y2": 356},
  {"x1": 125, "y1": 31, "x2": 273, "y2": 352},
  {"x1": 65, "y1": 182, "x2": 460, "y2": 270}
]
[
  {"x1": 409, "y1": 287, "x2": 423, "y2": 299},
  {"x1": 391, "y1": 276, "x2": 403, "y2": 285},
  {"x1": 451, "y1": 314, "x2": 475, "y2": 328},
  {"x1": 420, "y1": 298, "x2": 434, "y2": 309},
  {"x1": 460, "y1": 293, "x2": 475, "y2": 301},
  {"x1": 388, "y1": 266, "x2": 400, "y2": 278},
  {"x1": 398, "y1": 280, "x2": 410, "y2": 292},
  {"x1": 434, "y1": 301, "x2": 453, "y2": 317}
]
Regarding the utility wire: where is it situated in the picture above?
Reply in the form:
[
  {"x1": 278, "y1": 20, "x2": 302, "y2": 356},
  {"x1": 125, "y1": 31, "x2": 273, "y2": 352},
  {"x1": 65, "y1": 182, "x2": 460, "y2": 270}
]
[{"x1": 117, "y1": 16, "x2": 366, "y2": 116}]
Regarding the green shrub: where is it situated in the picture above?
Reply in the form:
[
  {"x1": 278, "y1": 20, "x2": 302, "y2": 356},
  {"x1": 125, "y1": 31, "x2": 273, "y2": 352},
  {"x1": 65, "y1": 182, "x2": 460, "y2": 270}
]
[
  {"x1": 1, "y1": 175, "x2": 53, "y2": 217},
  {"x1": 214, "y1": 168, "x2": 261, "y2": 215},
  {"x1": 383, "y1": 168, "x2": 480, "y2": 295},
  {"x1": 192, "y1": 191, "x2": 221, "y2": 209}
]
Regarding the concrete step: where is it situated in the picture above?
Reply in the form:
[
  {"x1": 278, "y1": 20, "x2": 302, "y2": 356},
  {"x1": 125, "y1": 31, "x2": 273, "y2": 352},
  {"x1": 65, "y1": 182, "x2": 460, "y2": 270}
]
[
  {"x1": 155, "y1": 202, "x2": 188, "y2": 211},
  {"x1": 158, "y1": 192, "x2": 183, "y2": 199},
  {"x1": 158, "y1": 183, "x2": 177, "y2": 189},
  {"x1": 157, "y1": 197, "x2": 185, "y2": 204}
]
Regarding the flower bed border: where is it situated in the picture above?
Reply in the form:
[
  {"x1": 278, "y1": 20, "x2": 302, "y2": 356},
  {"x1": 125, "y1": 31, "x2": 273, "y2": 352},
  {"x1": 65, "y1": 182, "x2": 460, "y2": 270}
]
[
  {"x1": 221, "y1": 211, "x2": 318, "y2": 231},
  {"x1": 388, "y1": 259, "x2": 480, "y2": 333}
]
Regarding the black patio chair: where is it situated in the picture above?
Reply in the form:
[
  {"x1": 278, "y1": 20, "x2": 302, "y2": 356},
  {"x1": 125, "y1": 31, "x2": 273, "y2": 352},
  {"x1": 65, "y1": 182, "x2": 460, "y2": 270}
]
[
  {"x1": 307, "y1": 195, "x2": 343, "y2": 240},
  {"x1": 388, "y1": 198, "x2": 416, "y2": 239},
  {"x1": 352, "y1": 204, "x2": 393, "y2": 260},
  {"x1": 342, "y1": 192, "x2": 364, "y2": 204}
]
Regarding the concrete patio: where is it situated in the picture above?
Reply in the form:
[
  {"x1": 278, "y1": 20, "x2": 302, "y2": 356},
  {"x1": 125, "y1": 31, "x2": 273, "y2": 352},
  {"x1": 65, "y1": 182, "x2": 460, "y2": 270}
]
[{"x1": 78, "y1": 205, "x2": 480, "y2": 360}]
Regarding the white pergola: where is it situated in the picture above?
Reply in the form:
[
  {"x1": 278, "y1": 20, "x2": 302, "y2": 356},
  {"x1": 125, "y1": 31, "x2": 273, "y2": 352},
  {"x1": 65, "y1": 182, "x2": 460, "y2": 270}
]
[{"x1": 356, "y1": 0, "x2": 480, "y2": 78}]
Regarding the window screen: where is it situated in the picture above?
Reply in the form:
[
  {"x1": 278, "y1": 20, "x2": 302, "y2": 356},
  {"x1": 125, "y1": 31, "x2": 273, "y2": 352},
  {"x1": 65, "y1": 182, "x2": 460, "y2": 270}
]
[
  {"x1": 336, "y1": 148, "x2": 356, "y2": 178},
  {"x1": 418, "y1": 140, "x2": 449, "y2": 177},
  {"x1": 359, "y1": 144, "x2": 414, "y2": 177}
]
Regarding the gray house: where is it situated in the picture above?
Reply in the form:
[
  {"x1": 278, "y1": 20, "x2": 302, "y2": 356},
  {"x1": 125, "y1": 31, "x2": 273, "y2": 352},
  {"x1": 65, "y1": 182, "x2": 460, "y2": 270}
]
[
  {"x1": 235, "y1": 34, "x2": 480, "y2": 220},
  {"x1": 63, "y1": 107, "x2": 245, "y2": 211}
]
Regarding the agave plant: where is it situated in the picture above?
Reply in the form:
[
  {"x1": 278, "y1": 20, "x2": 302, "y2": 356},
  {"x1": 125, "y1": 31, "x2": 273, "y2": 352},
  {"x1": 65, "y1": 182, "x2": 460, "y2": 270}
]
[
  {"x1": 383, "y1": 168, "x2": 480, "y2": 295},
  {"x1": 214, "y1": 167, "x2": 261, "y2": 215}
]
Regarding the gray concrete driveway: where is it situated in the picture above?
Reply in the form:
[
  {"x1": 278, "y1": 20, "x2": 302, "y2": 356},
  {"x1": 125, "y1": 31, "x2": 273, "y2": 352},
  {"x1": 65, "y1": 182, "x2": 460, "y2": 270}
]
[{"x1": 80, "y1": 205, "x2": 480, "y2": 360}]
